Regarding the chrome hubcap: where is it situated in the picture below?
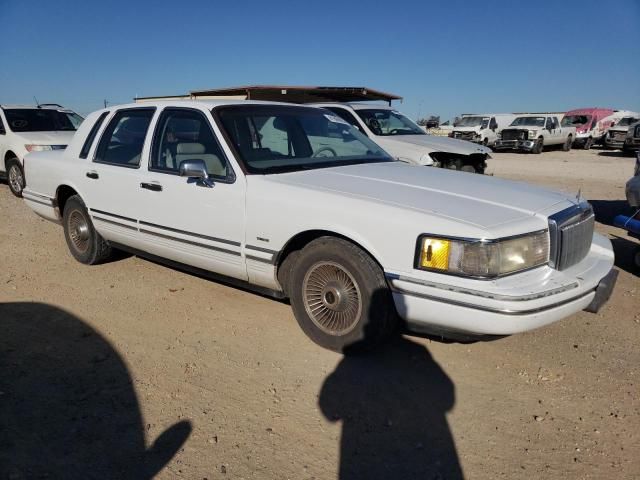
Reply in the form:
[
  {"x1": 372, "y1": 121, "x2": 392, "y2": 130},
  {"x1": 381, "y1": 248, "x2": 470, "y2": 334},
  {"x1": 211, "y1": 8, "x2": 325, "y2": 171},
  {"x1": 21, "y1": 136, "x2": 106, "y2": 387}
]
[
  {"x1": 8, "y1": 165, "x2": 23, "y2": 192},
  {"x1": 303, "y1": 261, "x2": 362, "y2": 336},
  {"x1": 68, "y1": 210, "x2": 90, "y2": 253}
]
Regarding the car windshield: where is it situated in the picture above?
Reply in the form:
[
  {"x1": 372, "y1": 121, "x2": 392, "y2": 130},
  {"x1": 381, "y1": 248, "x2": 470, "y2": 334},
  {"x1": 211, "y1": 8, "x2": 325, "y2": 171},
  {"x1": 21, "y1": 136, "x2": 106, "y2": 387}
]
[
  {"x1": 615, "y1": 117, "x2": 639, "y2": 127},
  {"x1": 561, "y1": 115, "x2": 591, "y2": 127},
  {"x1": 454, "y1": 116, "x2": 489, "y2": 128},
  {"x1": 510, "y1": 116, "x2": 545, "y2": 127},
  {"x1": 354, "y1": 109, "x2": 425, "y2": 136},
  {"x1": 3, "y1": 108, "x2": 82, "y2": 132},
  {"x1": 217, "y1": 105, "x2": 393, "y2": 174}
]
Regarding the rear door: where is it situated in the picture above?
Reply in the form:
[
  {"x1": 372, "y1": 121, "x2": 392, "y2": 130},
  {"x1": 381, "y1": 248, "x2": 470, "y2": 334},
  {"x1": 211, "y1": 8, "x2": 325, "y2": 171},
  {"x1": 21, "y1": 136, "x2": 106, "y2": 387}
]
[
  {"x1": 82, "y1": 107, "x2": 155, "y2": 250},
  {"x1": 135, "y1": 107, "x2": 247, "y2": 280}
]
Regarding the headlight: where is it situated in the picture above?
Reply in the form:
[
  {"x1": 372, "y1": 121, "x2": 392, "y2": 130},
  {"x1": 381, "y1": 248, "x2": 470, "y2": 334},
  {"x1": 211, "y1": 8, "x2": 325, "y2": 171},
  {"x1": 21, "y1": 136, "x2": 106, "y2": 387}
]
[
  {"x1": 415, "y1": 231, "x2": 549, "y2": 278},
  {"x1": 420, "y1": 153, "x2": 435, "y2": 166},
  {"x1": 528, "y1": 130, "x2": 537, "y2": 139}
]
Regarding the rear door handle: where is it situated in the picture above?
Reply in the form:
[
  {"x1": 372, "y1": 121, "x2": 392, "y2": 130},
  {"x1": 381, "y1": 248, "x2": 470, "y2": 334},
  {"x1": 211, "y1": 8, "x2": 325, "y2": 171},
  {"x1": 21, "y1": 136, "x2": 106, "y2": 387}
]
[
  {"x1": 140, "y1": 182, "x2": 162, "y2": 192},
  {"x1": 86, "y1": 171, "x2": 99, "y2": 179}
]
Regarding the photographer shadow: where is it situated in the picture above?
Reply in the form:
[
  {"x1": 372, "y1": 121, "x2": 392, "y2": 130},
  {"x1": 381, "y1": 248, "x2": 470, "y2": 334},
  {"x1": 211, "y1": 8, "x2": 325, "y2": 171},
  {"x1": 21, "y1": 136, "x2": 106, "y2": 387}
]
[
  {"x1": 0, "y1": 302, "x2": 191, "y2": 479},
  {"x1": 319, "y1": 332, "x2": 463, "y2": 479}
]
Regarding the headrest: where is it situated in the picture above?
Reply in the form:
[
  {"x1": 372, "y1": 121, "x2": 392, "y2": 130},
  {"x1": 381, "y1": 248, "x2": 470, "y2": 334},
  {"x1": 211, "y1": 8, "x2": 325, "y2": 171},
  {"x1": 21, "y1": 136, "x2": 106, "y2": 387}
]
[{"x1": 177, "y1": 142, "x2": 205, "y2": 154}]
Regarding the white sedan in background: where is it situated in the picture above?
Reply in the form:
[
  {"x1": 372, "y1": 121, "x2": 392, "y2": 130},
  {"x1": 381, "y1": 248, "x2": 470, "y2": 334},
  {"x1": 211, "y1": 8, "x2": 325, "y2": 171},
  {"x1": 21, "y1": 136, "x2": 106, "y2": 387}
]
[{"x1": 21, "y1": 100, "x2": 616, "y2": 352}]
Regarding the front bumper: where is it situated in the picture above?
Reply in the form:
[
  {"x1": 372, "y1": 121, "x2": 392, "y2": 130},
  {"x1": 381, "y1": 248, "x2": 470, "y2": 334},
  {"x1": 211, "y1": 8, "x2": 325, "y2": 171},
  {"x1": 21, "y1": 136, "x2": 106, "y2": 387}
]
[
  {"x1": 494, "y1": 139, "x2": 536, "y2": 151},
  {"x1": 623, "y1": 139, "x2": 640, "y2": 152},
  {"x1": 386, "y1": 232, "x2": 616, "y2": 337}
]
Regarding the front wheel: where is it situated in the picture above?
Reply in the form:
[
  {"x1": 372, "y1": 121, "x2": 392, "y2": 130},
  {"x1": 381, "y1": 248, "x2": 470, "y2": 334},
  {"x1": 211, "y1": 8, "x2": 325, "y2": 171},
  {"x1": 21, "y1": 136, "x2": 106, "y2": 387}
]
[
  {"x1": 289, "y1": 237, "x2": 397, "y2": 353},
  {"x1": 562, "y1": 136, "x2": 573, "y2": 152},
  {"x1": 63, "y1": 195, "x2": 112, "y2": 265},
  {"x1": 532, "y1": 138, "x2": 544, "y2": 154},
  {"x1": 6, "y1": 159, "x2": 25, "y2": 197}
]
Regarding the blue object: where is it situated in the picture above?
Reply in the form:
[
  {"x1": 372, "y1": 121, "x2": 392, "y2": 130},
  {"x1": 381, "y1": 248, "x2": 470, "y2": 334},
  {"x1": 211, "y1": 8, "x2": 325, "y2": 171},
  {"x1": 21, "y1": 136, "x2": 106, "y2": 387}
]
[{"x1": 614, "y1": 214, "x2": 640, "y2": 235}]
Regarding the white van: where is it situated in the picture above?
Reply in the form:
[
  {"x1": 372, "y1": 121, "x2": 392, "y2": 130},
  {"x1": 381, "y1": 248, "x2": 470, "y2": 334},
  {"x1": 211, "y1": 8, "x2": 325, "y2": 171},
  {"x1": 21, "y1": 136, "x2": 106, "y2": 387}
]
[{"x1": 450, "y1": 114, "x2": 516, "y2": 147}]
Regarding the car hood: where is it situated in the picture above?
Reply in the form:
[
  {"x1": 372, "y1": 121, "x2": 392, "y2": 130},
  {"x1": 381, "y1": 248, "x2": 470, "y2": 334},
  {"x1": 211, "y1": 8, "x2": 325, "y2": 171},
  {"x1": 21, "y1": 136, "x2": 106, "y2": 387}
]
[
  {"x1": 12, "y1": 131, "x2": 75, "y2": 145},
  {"x1": 271, "y1": 162, "x2": 575, "y2": 232},
  {"x1": 452, "y1": 126, "x2": 481, "y2": 132},
  {"x1": 377, "y1": 134, "x2": 490, "y2": 155}
]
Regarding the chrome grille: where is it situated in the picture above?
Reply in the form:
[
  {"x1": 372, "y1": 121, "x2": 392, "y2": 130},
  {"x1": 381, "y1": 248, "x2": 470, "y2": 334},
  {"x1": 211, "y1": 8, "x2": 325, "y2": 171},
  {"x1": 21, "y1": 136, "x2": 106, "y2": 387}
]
[
  {"x1": 610, "y1": 131, "x2": 626, "y2": 141},
  {"x1": 501, "y1": 129, "x2": 526, "y2": 141},
  {"x1": 548, "y1": 204, "x2": 595, "y2": 271},
  {"x1": 453, "y1": 131, "x2": 475, "y2": 141}
]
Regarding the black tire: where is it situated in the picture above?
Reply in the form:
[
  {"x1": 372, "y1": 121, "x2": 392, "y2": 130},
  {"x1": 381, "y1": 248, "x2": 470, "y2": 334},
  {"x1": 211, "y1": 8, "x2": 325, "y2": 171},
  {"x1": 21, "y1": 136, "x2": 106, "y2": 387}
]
[
  {"x1": 583, "y1": 137, "x2": 593, "y2": 150},
  {"x1": 6, "y1": 158, "x2": 25, "y2": 197},
  {"x1": 288, "y1": 237, "x2": 397, "y2": 353},
  {"x1": 532, "y1": 138, "x2": 544, "y2": 154},
  {"x1": 62, "y1": 195, "x2": 112, "y2": 265},
  {"x1": 634, "y1": 246, "x2": 640, "y2": 271},
  {"x1": 562, "y1": 136, "x2": 573, "y2": 152}
]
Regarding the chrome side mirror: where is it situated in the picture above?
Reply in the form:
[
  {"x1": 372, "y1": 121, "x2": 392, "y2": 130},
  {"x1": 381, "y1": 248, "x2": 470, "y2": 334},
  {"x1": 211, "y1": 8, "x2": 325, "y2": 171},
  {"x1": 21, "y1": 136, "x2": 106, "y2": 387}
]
[{"x1": 179, "y1": 159, "x2": 213, "y2": 188}]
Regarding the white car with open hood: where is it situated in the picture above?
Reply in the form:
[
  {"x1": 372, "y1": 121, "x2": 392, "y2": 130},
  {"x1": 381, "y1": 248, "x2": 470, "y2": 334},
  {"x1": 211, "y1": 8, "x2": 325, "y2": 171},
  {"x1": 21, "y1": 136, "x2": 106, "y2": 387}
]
[
  {"x1": 313, "y1": 103, "x2": 491, "y2": 173},
  {"x1": 21, "y1": 100, "x2": 617, "y2": 352}
]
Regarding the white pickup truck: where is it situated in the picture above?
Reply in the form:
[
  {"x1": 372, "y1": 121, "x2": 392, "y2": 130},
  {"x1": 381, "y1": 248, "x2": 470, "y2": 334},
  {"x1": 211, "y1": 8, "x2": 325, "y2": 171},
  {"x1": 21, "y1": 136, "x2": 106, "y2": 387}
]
[
  {"x1": 494, "y1": 115, "x2": 575, "y2": 154},
  {"x1": 0, "y1": 104, "x2": 83, "y2": 196},
  {"x1": 21, "y1": 100, "x2": 617, "y2": 352}
]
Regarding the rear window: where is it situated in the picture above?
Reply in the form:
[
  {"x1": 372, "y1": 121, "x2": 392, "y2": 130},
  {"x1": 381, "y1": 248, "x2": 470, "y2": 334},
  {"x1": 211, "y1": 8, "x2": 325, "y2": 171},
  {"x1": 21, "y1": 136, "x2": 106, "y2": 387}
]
[{"x1": 3, "y1": 109, "x2": 81, "y2": 132}]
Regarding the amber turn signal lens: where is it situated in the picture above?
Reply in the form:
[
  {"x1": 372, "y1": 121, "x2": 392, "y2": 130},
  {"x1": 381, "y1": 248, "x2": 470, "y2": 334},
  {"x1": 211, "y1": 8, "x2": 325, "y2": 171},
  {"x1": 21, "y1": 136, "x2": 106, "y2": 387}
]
[{"x1": 419, "y1": 238, "x2": 450, "y2": 270}]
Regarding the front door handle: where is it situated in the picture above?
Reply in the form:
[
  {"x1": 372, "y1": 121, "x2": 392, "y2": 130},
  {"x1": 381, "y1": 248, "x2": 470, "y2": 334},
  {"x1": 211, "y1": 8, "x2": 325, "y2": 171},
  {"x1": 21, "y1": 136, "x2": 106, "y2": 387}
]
[
  {"x1": 140, "y1": 182, "x2": 162, "y2": 192},
  {"x1": 86, "y1": 171, "x2": 99, "y2": 179}
]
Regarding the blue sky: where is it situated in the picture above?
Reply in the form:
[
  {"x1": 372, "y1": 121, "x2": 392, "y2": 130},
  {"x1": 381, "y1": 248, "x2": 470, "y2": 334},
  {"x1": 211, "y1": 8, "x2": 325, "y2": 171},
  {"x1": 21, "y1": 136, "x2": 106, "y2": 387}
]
[{"x1": 1, "y1": 0, "x2": 638, "y2": 121}]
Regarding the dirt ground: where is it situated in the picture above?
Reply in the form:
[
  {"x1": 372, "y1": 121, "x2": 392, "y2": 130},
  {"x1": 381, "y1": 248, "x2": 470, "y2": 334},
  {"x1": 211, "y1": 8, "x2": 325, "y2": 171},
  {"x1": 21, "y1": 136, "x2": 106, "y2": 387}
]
[{"x1": 1, "y1": 148, "x2": 638, "y2": 479}]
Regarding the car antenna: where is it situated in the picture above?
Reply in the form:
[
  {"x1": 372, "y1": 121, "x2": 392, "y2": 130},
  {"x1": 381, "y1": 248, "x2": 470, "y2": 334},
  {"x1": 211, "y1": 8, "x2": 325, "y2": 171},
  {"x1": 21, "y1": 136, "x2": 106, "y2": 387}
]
[{"x1": 34, "y1": 96, "x2": 40, "y2": 108}]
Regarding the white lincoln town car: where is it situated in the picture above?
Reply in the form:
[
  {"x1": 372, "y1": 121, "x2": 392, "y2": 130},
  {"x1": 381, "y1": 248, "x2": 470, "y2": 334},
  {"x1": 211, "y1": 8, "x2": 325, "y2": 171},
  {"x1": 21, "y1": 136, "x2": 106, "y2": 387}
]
[{"x1": 21, "y1": 100, "x2": 617, "y2": 352}]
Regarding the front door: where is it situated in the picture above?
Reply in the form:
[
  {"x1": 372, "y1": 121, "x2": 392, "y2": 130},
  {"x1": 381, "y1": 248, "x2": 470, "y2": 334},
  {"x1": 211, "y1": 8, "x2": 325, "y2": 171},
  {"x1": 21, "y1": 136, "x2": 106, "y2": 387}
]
[{"x1": 135, "y1": 107, "x2": 247, "y2": 281}]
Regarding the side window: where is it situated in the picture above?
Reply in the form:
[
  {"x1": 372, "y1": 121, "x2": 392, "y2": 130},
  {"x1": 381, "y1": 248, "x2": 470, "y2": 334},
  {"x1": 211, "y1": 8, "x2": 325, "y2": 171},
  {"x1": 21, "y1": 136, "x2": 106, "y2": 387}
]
[
  {"x1": 0, "y1": 114, "x2": 5, "y2": 134},
  {"x1": 325, "y1": 107, "x2": 365, "y2": 134},
  {"x1": 95, "y1": 108, "x2": 154, "y2": 167},
  {"x1": 151, "y1": 108, "x2": 230, "y2": 179},
  {"x1": 489, "y1": 117, "x2": 498, "y2": 130},
  {"x1": 545, "y1": 117, "x2": 554, "y2": 129},
  {"x1": 79, "y1": 111, "x2": 109, "y2": 159}
]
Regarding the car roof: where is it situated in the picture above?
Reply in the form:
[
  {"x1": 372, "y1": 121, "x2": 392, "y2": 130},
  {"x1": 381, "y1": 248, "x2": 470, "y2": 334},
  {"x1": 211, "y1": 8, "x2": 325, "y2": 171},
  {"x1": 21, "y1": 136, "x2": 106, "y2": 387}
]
[
  {"x1": 95, "y1": 99, "x2": 324, "y2": 115},
  {"x1": 0, "y1": 104, "x2": 72, "y2": 111}
]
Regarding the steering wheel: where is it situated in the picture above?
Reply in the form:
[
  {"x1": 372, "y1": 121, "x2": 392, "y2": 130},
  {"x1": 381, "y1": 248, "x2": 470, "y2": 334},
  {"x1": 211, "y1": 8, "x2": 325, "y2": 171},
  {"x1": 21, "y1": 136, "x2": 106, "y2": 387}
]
[{"x1": 313, "y1": 147, "x2": 338, "y2": 158}]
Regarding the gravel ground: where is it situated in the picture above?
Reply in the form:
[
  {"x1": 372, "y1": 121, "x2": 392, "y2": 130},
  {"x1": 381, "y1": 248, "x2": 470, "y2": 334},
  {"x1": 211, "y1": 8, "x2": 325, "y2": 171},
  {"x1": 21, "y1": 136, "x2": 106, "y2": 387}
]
[{"x1": 1, "y1": 148, "x2": 638, "y2": 479}]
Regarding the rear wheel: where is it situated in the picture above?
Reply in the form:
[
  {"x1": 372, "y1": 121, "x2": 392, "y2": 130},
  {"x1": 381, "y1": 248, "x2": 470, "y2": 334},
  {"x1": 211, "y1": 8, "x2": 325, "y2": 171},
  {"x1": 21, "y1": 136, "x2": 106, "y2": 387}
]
[
  {"x1": 6, "y1": 159, "x2": 25, "y2": 197},
  {"x1": 532, "y1": 138, "x2": 544, "y2": 154},
  {"x1": 63, "y1": 195, "x2": 112, "y2": 265},
  {"x1": 289, "y1": 237, "x2": 397, "y2": 353},
  {"x1": 562, "y1": 136, "x2": 573, "y2": 152}
]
